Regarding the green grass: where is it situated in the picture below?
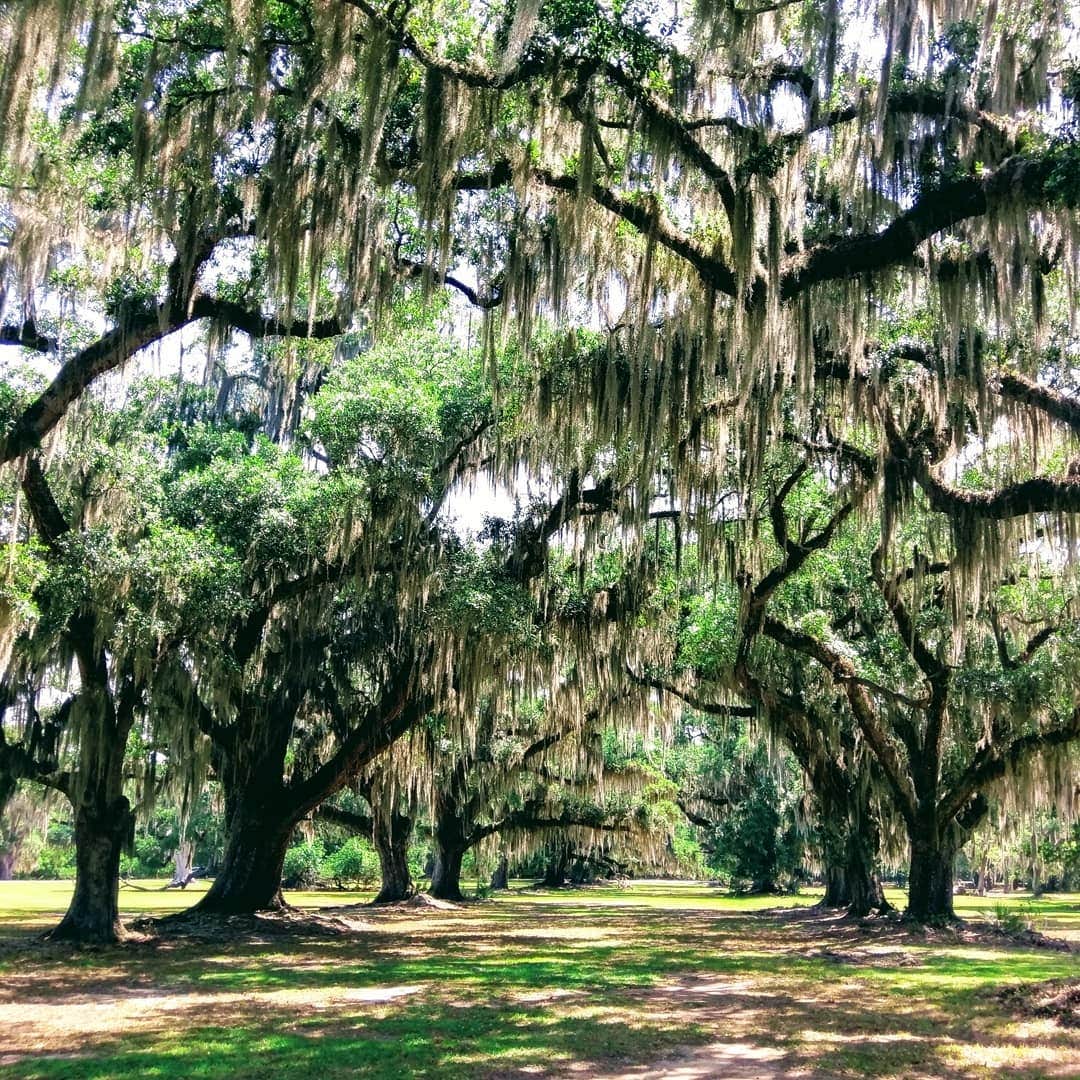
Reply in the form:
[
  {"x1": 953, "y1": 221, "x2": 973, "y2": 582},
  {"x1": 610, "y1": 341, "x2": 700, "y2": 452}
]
[
  {"x1": 0, "y1": 878, "x2": 375, "y2": 924},
  {"x1": 0, "y1": 881, "x2": 1076, "y2": 1078}
]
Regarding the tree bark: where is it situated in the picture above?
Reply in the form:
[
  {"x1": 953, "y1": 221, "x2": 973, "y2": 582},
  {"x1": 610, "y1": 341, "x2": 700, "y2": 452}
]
[
  {"x1": 822, "y1": 862, "x2": 851, "y2": 907},
  {"x1": 977, "y1": 846, "x2": 990, "y2": 895},
  {"x1": 819, "y1": 809, "x2": 888, "y2": 915},
  {"x1": 193, "y1": 722, "x2": 295, "y2": 915},
  {"x1": 905, "y1": 793, "x2": 987, "y2": 922},
  {"x1": 818, "y1": 816, "x2": 851, "y2": 907},
  {"x1": 48, "y1": 795, "x2": 133, "y2": 942},
  {"x1": 907, "y1": 836, "x2": 957, "y2": 922},
  {"x1": 0, "y1": 767, "x2": 18, "y2": 880},
  {"x1": 47, "y1": 675, "x2": 137, "y2": 944},
  {"x1": 543, "y1": 843, "x2": 569, "y2": 887},
  {"x1": 491, "y1": 853, "x2": 509, "y2": 890},
  {"x1": 429, "y1": 845, "x2": 465, "y2": 901},
  {"x1": 428, "y1": 787, "x2": 468, "y2": 901},
  {"x1": 195, "y1": 810, "x2": 292, "y2": 913},
  {"x1": 372, "y1": 806, "x2": 414, "y2": 904},
  {"x1": 845, "y1": 844, "x2": 889, "y2": 917}
]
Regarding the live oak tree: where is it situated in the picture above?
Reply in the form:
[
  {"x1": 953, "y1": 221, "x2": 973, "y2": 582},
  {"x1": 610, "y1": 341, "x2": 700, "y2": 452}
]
[
  {"x1": 354, "y1": 533, "x2": 674, "y2": 901},
  {"x1": 4, "y1": 389, "x2": 247, "y2": 941},
  {"x1": 419, "y1": 689, "x2": 670, "y2": 901},
  {"x1": 636, "y1": 562, "x2": 893, "y2": 914},
  {"x1": 141, "y1": 317, "x2": 615, "y2": 917},
  {"x1": 773, "y1": 298, "x2": 1080, "y2": 918},
  {"x1": 743, "y1": 459, "x2": 1080, "y2": 921}
]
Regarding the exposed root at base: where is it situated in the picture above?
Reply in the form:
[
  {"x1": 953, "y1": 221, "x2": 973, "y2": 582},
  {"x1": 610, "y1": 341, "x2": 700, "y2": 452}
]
[
  {"x1": 130, "y1": 907, "x2": 370, "y2": 941},
  {"x1": 997, "y1": 978, "x2": 1080, "y2": 1027},
  {"x1": 769, "y1": 904, "x2": 1077, "y2": 953},
  {"x1": 374, "y1": 892, "x2": 461, "y2": 911}
]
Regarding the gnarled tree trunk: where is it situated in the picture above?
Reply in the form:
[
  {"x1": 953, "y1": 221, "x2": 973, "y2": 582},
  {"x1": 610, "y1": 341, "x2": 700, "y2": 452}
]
[
  {"x1": 428, "y1": 787, "x2": 468, "y2": 901},
  {"x1": 429, "y1": 845, "x2": 465, "y2": 901},
  {"x1": 818, "y1": 817, "x2": 852, "y2": 907},
  {"x1": 490, "y1": 853, "x2": 509, "y2": 891},
  {"x1": 543, "y1": 842, "x2": 570, "y2": 888},
  {"x1": 197, "y1": 811, "x2": 292, "y2": 913},
  {"x1": 194, "y1": 720, "x2": 295, "y2": 915},
  {"x1": 48, "y1": 676, "x2": 137, "y2": 945},
  {"x1": 0, "y1": 766, "x2": 19, "y2": 881},
  {"x1": 372, "y1": 805, "x2": 414, "y2": 904},
  {"x1": 845, "y1": 848, "x2": 888, "y2": 917},
  {"x1": 905, "y1": 795, "x2": 987, "y2": 923},
  {"x1": 821, "y1": 834, "x2": 888, "y2": 915},
  {"x1": 821, "y1": 861, "x2": 850, "y2": 907},
  {"x1": 907, "y1": 836, "x2": 957, "y2": 923},
  {"x1": 49, "y1": 795, "x2": 133, "y2": 942}
]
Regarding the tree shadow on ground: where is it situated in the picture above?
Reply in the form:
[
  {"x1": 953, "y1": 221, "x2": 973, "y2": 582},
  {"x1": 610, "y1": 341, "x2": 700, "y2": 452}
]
[{"x1": 0, "y1": 895, "x2": 1077, "y2": 1078}]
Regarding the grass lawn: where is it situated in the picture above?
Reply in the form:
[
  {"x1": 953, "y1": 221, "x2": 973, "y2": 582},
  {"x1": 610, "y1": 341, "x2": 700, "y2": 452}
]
[{"x1": 0, "y1": 881, "x2": 1076, "y2": 1078}]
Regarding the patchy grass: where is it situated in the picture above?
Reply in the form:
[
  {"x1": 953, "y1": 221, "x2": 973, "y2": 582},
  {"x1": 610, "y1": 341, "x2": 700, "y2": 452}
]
[{"x1": 0, "y1": 882, "x2": 1077, "y2": 1078}]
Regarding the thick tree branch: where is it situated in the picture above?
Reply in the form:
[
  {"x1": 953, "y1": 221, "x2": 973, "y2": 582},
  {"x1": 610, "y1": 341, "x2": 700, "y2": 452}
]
[
  {"x1": 779, "y1": 152, "x2": 1053, "y2": 298},
  {"x1": 996, "y1": 372, "x2": 1080, "y2": 435},
  {"x1": 315, "y1": 804, "x2": 374, "y2": 835},
  {"x1": 762, "y1": 615, "x2": 918, "y2": 826},
  {"x1": 599, "y1": 63, "x2": 735, "y2": 220},
  {"x1": 870, "y1": 545, "x2": 946, "y2": 687},
  {"x1": 628, "y1": 666, "x2": 755, "y2": 718},
  {"x1": 940, "y1": 706, "x2": 1080, "y2": 823},
  {"x1": 189, "y1": 295, "x2": 345, "y2": 339},
  {"x1": 533, "y1": 167, "x2": 738, "y2": 296},
  {"x1": 395, "y1": 258, "x2": 503, "y2": 309},
  {"x1": 20, "y1": 456, "x2": 70, "y2": 551},
  {"x1": 677, "y1": 797, "x2": 726, "y2": 830},
  {"x1": 0, "y1": 292, "x2": 346, "y2": 466},
  {"x1": 285, "y1": 656, "x2": 430, "y2": 818},
  {"x1": 1, "y1": 319, "x2": 55, "y2": 353}
]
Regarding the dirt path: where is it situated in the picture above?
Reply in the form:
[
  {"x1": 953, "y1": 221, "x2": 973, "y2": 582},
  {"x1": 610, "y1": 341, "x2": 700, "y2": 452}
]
[{"x1": 582, "y1": 1041, "x2": 792, "y2": 1079}]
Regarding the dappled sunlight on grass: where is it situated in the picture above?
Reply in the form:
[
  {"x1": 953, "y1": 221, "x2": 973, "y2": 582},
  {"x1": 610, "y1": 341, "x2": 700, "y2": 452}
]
[{"x1": 0, "y1": 881, "x2": 1077, "y2": 1077}]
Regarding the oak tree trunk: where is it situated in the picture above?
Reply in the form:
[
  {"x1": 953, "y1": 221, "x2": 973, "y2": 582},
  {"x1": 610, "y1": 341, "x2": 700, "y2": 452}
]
[
  {"x1": 822, "y1": 863, "x2": 851, "y2": 907},
  {"x1": 845, "y1": 853, "x2": 888, "y2": 917},
  {"x1": 48, "y1": 676, "x2": 137, "y2": 944},
  {"x1": 907, "y1": 838, "x2": 957, "y2": 922},
  {"x1": 543, "y1": 844, "x2": 569, "y2": 888},
  {"x1": 820, "y1": 810, "x2": 888, "y2": 915},
  {"x1": 193, "y1": 722, "x2": 295, "y2": 915},
  {"x1": 429, "y1": 794, "x2": 467, "y2": 901},
  {"x1": 372, "y1": 806, "x2": 414, "y2": 904},
  {"x1": 843, "y1": 823, "x2": 889, "y2": 917},
  {"x1": 818, "y1": 819, "x2": 851, "y2": 906},
  {"x1": 195, "y1": 811, "x2": 292, "y2": 914},
  {"x1": 429, "y1": 845, "x2": 465, "y2": 901},
  {"x1": 0, "y1": 766, "x2": 18, "y2": 879},
  {"x1": 490, "y1": 854, "x2": 509, "y2": 891},
  {"x1": 48, "y1": 796, "x2": 133, "y2": 943}
]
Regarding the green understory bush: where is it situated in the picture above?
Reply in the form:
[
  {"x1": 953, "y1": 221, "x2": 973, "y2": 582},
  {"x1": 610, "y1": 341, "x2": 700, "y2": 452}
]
[
  {"x1": 280, "y1": 836, "x2": 382, "y2": 889},
  {"x1": 32, "y1": 845, "x2": 76, "y2": 879}
]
